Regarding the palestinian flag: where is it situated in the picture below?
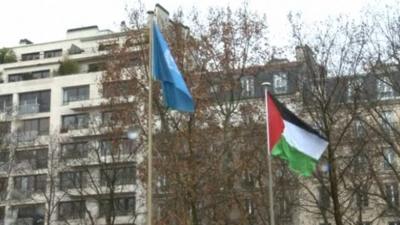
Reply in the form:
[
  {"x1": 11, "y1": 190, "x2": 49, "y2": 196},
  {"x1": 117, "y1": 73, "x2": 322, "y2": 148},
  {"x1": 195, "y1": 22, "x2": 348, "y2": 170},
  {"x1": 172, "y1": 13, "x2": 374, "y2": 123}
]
[{"x1": 267, "y1": 93, "x2": 328, "y2": 176}]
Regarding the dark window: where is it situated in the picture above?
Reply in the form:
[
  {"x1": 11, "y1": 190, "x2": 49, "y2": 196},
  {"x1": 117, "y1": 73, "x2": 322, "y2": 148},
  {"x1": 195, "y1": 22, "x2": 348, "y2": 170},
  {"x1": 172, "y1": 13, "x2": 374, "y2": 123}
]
[
  {"x1": 319, "y1": 186, "x2": 330, "y2": 210},
  {"x1": 61, "y1": 114, "x2": 89, "y2": 131},
  {"x1": 100, "y1": 139, "x2": 136, "y2": 156},
  {"x1": 19, "y1": 118, "x2": 50, "y2": 136},
  {"x1": 98, "y1": 42, "x2": 118, "y2": 51},
  {"x1": 0, "y1": 207, "x2": 4, "y2": 223},
  {"x1": 0, "y1": 151, "x2": 9, "y2": 165},
  {"x1": 0, "y1": 95, "x2": 12, "y2": 113},
  {"x1": 356, "y1": 186, "x2": 369, "y2": 207},
  {"x1": 99, "y1": 196, "x2": 135, "y2": 216},
  {"x1": 15, "y1": 149, "x2": 48, "y2": 170},
  {"x1": 19, "y1": 90, "x2": 51, "y2": 114},
  {"x1": 44, "y1": 49, "x2": 62, "y2": 58},
  {"x1": 0, "y1": 122, "x2": 11, "y2": 137},
  {"x1": 58, "y1": 201, "x2": 85, "y2": 220},
  {"x1": 14, "y1": 174, "x2": 47, "y2": 193},
  {"x1": 384, "y1": 147, "x2": 396, "y2": 170},
  {"x1": 240, "y1": 76, "x2": 255, "y2": 97},
  {"x1": 61, "y1": 142, "x2": 88, "y2": 159},
  {"x1": 386, "y1": 183, "x2": 399, "y2": 207},
  {"x1": 9, "y1": 70, "x2": 50, "y2": 82},
  {"x1": 273, "y1": 73, "x2": 288, "y2": 94},
  {"x1": 88, "y1": 62, "x2": 105, "y2": 72},
  {"x1": 60, "y1": 171, "x2": 85, "y2": 190},
  {"x1": 63, "y1": 85, "x2": 89, "y2": 103},
  {"x1": 101, "y1": 165, "x2": 136, "y2": 186},
  {"x1": 244, "y1": 199, "x2": 255, "y2": 218},
  {"x1": 0, "y1": 178, "x2": 7, "y2": 200},
  {"x1": 21, "y1": 52, "x2": 40, "y2": 61},
  {"x1": 15, "y1": 204, "x2": 45, "y2": 225}
]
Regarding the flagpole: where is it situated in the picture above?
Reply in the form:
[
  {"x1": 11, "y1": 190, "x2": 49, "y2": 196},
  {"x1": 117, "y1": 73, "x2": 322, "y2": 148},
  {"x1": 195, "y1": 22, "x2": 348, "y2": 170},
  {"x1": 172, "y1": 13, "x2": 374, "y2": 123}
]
[
  {"x1": 262, "y1": 82, "x2": 275, "y2": 225},
  {"x1": 147, "y1": 14, "x2": 154, "y2": 225}
]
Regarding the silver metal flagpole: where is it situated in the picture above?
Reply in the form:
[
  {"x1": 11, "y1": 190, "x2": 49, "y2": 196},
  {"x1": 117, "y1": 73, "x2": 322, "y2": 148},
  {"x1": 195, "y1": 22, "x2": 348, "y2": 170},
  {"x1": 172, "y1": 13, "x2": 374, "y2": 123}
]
[
  {"x1": 147, "y1": 12, "x2": 154, "y2": 225},
  {"x1": 262, "y1": 82, "x2": 275, "y2": 225}
]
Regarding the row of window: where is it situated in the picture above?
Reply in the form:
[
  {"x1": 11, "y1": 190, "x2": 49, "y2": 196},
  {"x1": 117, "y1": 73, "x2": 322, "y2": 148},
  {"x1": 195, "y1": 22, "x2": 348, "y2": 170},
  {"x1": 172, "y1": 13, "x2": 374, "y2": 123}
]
[
  {"x1": 59, "y1": 197, "x2": 135, "y2": 219},
  {"x1": 319, "y1": 183, "x2": 399, "y2": 209},
  {"x1": 0, "y1": 85, "x2": 89, "y2": 115},
  {"x1": 239, "y1": 73, "x2": 288, "y2": 97},
  {"x1": 0, "y1": 165, "x2": 135, "y2": 195},
  {"x1": 21, "y1": 49, "x2": 62, "y2": 61},
  {"x1": 0, "y1": 196, "x2": 134, "y2": 223},
  {"x1": 0, "y1": 139, "x2": 136, "y2": 168}
]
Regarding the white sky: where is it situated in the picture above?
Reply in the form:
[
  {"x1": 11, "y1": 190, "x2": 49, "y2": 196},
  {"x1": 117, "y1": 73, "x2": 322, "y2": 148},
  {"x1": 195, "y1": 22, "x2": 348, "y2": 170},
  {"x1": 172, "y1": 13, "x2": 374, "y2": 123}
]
[{"x1": 0, "y1": 0, "x2": 397, "y2": 47}]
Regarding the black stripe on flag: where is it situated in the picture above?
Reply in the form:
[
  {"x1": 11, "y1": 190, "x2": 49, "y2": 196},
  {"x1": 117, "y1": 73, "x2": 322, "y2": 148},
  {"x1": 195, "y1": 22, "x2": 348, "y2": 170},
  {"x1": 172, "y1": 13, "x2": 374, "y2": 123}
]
[{"x1": 268, "y1": 94, "x2": 327, "y2": 141}]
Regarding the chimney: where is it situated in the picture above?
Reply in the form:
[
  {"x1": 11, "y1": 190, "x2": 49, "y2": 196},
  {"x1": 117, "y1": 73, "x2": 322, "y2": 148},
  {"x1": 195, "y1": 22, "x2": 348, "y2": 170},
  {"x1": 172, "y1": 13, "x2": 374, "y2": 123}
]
[
  {"x1": 120, "y1": 21, "x2": 127, "y2": 31},
  {"x1": 295, "y1": 45, "x2": 313, "y2": 62},
  {"x1": 19, "y1": 39, "x2": 33, "y2": 45}
]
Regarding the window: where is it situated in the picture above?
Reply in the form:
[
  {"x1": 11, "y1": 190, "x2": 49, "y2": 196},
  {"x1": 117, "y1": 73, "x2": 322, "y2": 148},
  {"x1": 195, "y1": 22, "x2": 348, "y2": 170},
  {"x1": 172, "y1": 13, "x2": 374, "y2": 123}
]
[
  {"x1": 99, "y1": 196, "x2": 135, "y2": 216},
  {"x1": 58, "y1": 201, "x2": 85, "y2": 220},
  {"x1": 98, "y1": 42, "x2": 118, "y2": 51},
  {"x1": 101, "y1": 165, "x2": 136, "y2": 186},
  {"x1": 380, "y1": 111, "x2": 396, "y2": 133},
  {"x1": 88, "y1": 62, "x2": 105, "y2": 72},
  {"x1": 15, "y1": 204, "x2": 45, "y2": 225},
  {"x1": 0, "y1": 207, "x2": 4, "y2": 223},
  {"x1": 44, "y1": 49, "x2": 62, "y2": 58},
  {"x1": 19, "y1": 90, "x2": 51, "y2": 114},
  {"x1": 100, "y1": 139, "x2": 136, "y2": 156},
  {"x1": 0, "y1": 151, "x2": 9, "y2": 166},
  {"x1": 0, "y1": 122, "x2": 11, "y2": 137},
  {"x1": 377, "y1": 77, "x2": 394, "y2": 100},
  {"x1": 102, "y1": 111, "x2": 125, "y2": 126},
  {"x1": 242, "y1": 170, "x2": 255, "y2": 188},
  {"x1": 9, "y1": 70, "x2": 50, "y2": 82},
  {"x1": 19, "y1": 118, "x2": 50, "y2": 136},
  {"x1": 384, "y1": 147, "x2": 396, "y2": 170},
  {"x1": 240, "y1": 76, "x2": 255, "y2": 97},
  {"x1": 244, "y1": 199, "x2": 255, "y2": 217},
  {"x1": 347, "y1": 78, "x2": 363, "y2": 101},
  {"x1": 353, "y1": 119, "x2": 365, "y2": 138},
  {"x1": 0, "y1": 178, "x2": 7, "y2": 200},
  {"x1": 0, "y1": 95, "x2": 12, "y2": 114},
  {"x1": 318, "y1": 186, "x2": 330, "y2": 210},
  {"x1": 61, "y1": 114, "x2": 89, "y2": 131},
  {"x1": 273, "y1": 73, "x2": 288, "y2": 94},
  {"x1": 156, "y1": 174, "x2": 168, "y2": 192},
  {"x1": 15, "y1": 148, "x2": 48, "y2": 170},
  {"x1": 14, "y1": 174, "x2": 47, "y2": 193},
  {"x1": 21, "y1": 52, "x2": 40, "y2": 61},
  {"x1": 356, "y1": 186, "x2": 369, "y2": 207},
  {"x1": 61, "y1": 142, "x2": 88, "y2": 159},
  {"x1": 63, "y1": 85, "x2": 89, "y2": 104},
  {"x1": 60, "y1": 171, "x2": 85, "y2": 190},
  {"x1": 354, "y1": 154, "x2": 368, "y2": 172},
  {"x1": 385, "y1": 183, "x2": 399, "y2": 207}
]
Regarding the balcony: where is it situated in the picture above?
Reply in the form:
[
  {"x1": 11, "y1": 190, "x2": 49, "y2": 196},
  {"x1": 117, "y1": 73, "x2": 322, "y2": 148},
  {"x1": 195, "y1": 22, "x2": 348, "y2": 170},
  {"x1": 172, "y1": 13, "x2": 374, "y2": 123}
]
[
  {"x1": 18, "y1": 104, "x2": 39, "y2": 115},
  {"x1": 17, "y1": 131, "x2": 38, "y2": 142}
]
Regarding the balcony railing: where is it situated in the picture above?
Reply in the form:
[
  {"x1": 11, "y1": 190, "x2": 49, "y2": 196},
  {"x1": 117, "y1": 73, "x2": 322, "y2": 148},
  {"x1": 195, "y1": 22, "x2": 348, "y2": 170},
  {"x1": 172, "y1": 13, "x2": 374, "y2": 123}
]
[
  {"x1": 18, "y1": 104, "x2": 39, "y2": 115},
  {"x1": 17, "y1": 130, "x2": 39, "y2": 142}
]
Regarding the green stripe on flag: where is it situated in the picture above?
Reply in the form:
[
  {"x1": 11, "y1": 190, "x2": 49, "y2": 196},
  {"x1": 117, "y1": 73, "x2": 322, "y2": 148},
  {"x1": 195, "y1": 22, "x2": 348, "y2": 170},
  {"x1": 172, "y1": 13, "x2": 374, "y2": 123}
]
[{"x1": 271, "y1": 136, "x2": 318, "y2": 176}]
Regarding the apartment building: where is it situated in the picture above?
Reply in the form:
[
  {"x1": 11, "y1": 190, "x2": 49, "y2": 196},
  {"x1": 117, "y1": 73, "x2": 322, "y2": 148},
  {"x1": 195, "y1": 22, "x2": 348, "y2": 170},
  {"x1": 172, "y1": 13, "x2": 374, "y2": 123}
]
[{"x1": 0, "y1": 24, "x2": 145, "y2": 225}]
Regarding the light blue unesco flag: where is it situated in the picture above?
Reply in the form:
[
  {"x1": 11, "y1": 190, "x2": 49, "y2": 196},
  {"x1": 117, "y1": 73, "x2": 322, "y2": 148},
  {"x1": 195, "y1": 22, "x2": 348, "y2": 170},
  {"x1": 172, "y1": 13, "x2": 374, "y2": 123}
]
[{"x1": 151, "y1": 22, "x2": 195, "y2": 112}]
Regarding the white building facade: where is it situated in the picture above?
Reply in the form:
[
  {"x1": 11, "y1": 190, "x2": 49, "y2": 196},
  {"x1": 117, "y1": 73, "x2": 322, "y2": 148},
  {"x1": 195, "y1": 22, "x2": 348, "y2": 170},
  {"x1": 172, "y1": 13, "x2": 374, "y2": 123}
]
[{"x1": 0, "y1": 25, "x2": 145, "y2": 225}]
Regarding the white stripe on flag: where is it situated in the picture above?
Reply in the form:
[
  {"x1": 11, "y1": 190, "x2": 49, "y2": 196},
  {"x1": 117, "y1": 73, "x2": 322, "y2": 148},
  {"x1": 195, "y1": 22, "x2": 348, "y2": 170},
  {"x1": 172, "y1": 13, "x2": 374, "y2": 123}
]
[{"x1": 282, "y1": 120, "x2": 328, "y2": 160}]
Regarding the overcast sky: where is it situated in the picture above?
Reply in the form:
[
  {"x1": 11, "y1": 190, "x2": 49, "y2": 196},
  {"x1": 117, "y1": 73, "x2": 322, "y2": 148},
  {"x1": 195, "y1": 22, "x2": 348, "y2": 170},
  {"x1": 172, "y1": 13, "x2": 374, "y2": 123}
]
[{"x1": 0, "y1": 0, "x2": 396, "y2": 47}]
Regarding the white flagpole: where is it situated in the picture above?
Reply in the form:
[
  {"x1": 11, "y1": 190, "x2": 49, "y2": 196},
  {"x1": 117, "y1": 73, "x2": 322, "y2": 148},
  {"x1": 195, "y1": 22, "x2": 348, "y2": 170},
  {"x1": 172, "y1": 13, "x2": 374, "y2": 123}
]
[
  {"x1": 262, "y1": 82, "x2": 275, "y2": 225},
  {"x1": 147, "y1": 12, "x2": 154, "y2": 225}
]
